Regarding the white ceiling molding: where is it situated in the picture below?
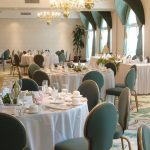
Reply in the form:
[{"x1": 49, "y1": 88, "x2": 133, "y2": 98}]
[{"x1": 0, "y1": 0, "x2": 115, "y2": 18}]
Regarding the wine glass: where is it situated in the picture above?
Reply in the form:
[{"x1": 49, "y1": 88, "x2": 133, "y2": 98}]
[
  {"x1": 52, "y1": 82, "x2": 59, "y2": 101},
  {"x1": 42, "y1": 80, "x2": 48, "y2": 93}
]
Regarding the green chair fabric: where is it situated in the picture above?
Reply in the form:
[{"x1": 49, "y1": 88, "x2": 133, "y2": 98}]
[
  {"x1": 106, "y1": 68, "x2": 138, "y2": 111},
  {"x1": 0, "y1": 112, "x2": 27, "y2": 150},
  {"x1": 78, "y1": 80, "x2": 100, "y2": 111},
  {"x1": 55, "y1": 103, "x2": 117, "y2": 150},
  {"x1": 114, "y1": 87, "x2": 131, "y2": 150},
  {"x1": 105, "y1": 62, "x2": 117, "y2": 76},
  {"x1": 32, "y1": 70, "x2": 50, "y2": 86},
  {"x1": 115, "y1": 65, "x2": 137, "y2": 88},
  {"x1": 115, "y1": 66, "x2": 138, "y2": 112},
  {"x1": 59, "y1": 53, "x2": 66, "y2": 63},
  {"x1": 20, "y1": 78, "x2": 39, "y2": 91},
  {"x1": 28, "y1": 63, "x2": 40, "y2": 78},
  {"x1": 34, "y1": 54, "x2": 44, "y2": 68},
  {"x1": 82, "y1": 71, "x2": 104, "y2": 99},
  {"x1": 137, "y1": 125, "x2": 150, "y2": 150}
]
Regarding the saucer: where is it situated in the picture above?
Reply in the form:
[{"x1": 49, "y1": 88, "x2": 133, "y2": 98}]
[
  {"x1": 49, "y1": 100, "x2": 62, "y2": 104},
  {"x1": 25, "y1": 110, "x2": 39, "y2": 114},
  {"x1": 72, "y1": 95, "x2": 82, "y2": 98},
  {"x1": 72, "y1": 102, "x2": 82, "y2": 106}
]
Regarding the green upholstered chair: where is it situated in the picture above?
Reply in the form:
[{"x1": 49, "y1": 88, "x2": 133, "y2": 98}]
[
  {"x1": 20, "y1": 78, "x2": 39, "y2": 91},
  {"x1": 105, "y1": 62, "x2": 117, "y2": 76},
  {"x1": 114, "y1": 87, "x2": 131, "y2": 150},
  {"x1": 28, "y1": 63, "x2": 40, "y2": 79},
  {"x1": 116, "y1": 65, "x2": 137, "y2": 88},
  {"x1": 78, "y1": 80, "x2": 100, "y2": 112},
  {"x1": 82, "y1": 71, "x2": 104, "y2": 100},
  {"x1": 55, "y1": 103, "x2": 117, "y2": 150},
  {"x1": 105, "y1": 68, "x2": 138, "y2": 111},
  {"x1": 34, "y1": 54, "x2": 44, "y2": 68},
  {"x1": 137, "y1": 125, "x2": 150, "y2": 150},
  {"x1": 0, "y1": 49, "x2": 11, "y2": 71},
  {"x1": 59, "y1": 53, "x2": 66, "y2": 64},
  {"x1": 32, "y1": 70, "x2": 50, "y2": 86},
  {"x1": 0, "y1": 112, "x2": 27, "y2": 150},
  {"x1": 115, "y1": 66, "x2": 138, "y2": 112}
]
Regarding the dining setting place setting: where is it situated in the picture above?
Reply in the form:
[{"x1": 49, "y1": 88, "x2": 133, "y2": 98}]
[
  {"x1": 0, "y1": 85, "x2": 87, "y2": 116},
  {"x1": 42, "y1": 90, "x2": 87, "y2": 112}
]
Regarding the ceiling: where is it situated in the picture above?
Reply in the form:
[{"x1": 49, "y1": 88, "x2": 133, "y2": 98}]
[{"x1": 0, "y1": 0, "x2": 115, "y2": 18}]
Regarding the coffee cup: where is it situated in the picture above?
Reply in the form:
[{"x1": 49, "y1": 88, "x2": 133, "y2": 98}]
[{"x1": 29, "y1": 104, "x2": 39, "y2": 113}]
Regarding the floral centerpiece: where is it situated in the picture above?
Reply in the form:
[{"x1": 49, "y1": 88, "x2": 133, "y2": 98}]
[{"x1": 96, "y1": 55, "x2": 121, "y2": 71}]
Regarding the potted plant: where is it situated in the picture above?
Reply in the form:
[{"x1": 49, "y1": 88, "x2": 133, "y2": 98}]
[{"x1": 72, "y1": 25, "x2": 85, "y2": 62}]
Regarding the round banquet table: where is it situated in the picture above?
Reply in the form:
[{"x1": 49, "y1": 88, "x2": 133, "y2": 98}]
[
  {"x1": 21, "y1": 53, "x2": 59, "y2": 67},
  {"x1": 2, "y1": 101, "x2": 88, "y2": 150},
  {"x1": 46, "y1": 68, "x2": 115, "y2": 103},
  {"x1": 116, "y1": 63, "x2": 150, "y2": 94}
]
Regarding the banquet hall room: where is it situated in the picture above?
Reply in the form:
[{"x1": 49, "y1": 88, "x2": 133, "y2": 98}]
[{"x1": 0, "y1": 0, "x2": 150, "y2": 150}]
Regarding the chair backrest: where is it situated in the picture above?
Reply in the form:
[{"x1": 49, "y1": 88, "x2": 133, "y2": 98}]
[
  {"x1": 20, "y1": 78, "x2": 39, "y2": 91},
  {"x1": 34, "y1": 54, "x2": 44, "y2": 67},
  {"x1": 33, "y1": 70, "x2": 50, "y2": 86},
  {"x1": 130, "y1": 65, "x2": 137, "y2": 79},
  {"x1": 14, "y1": 54, "x2": 20, "y2": 66},
  {"x1": 58, "y1": 53, "x2": 66, "y2": 63},
  {"x1": 28, "y1": 63, "x2": 40, "y2": 78},
  {"x1": 78, "y1": 80, "x2": 100, "y2": 112},
  {"x1": 84, "y1": 103, "x2": 117, "y2": 150},
  {"x1": 3, "y1": 49, "x2": 10, "y2": 60},
  {"x1": 105, "y1": 62, "x2": 117, "y2": 76},
  {"x1": 0, "y1": 113, "x2": 27, "y2": 150},
  {"x1": 82, "y1": 71, "x2": 104, "y2": 92},
  {"x1": 118, "y1": 87, "x2": 131, "y2": 131},
  {"x1": 137, "y1": 125, "x2": 150, "y2": 150},
  {"x1": 125, "y1": 68, "x2": 136, "y2": 90}
]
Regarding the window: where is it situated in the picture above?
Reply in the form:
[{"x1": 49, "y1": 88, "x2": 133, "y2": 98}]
[
  {"x1": 99, "y1": 19, "x2": 108, "y2": 52},
  {"x1": 126, "y1": 9, "x2": 139, "y2": 57},
  {"x1": 86, "y1": 23, "x2": 94, "y2": 61}
]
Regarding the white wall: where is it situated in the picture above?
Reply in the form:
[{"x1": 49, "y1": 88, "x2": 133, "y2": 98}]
[{"x1": 0, "y1": 18, "x2": 82, "y2": 54}]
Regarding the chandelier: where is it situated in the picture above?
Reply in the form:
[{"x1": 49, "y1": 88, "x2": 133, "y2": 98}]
[
  {"x1": 37, "y1": 11, "x2": 61, "y2": 25},
  {"x1": 49, "y1": 0, "x2": 94, "y2": 17}
]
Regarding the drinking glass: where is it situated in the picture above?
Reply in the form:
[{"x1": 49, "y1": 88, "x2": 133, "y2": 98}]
[
  {"x1": 42, "y1": 80, "x2": 48, "y2": 93},
  {"x1": 61, "y1": 84, "x2": 68, "y2": 95},
  {"x1": 52, "y1": 82, "x2": 59, "y2": 101}
]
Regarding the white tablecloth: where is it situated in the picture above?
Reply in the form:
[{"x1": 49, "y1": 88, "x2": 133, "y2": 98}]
[
  {"x1": 47, "y1": 69, "x2": 115, "y2": 102},
  {"x1": 116, "y1": 63, "x2": 150, "y2": 94},
  {"x1": 21, "y1": 53, "x2": 59, "y2": 67},
  {"x1": 16, "y1": 103, "x2": 88, "y2": 150}
]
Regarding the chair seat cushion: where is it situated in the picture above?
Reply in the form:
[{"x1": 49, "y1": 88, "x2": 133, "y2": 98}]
[
  {"x1": 114, "y1": 123, "x2": 123, "y2": 139},
  {"x1": 106, "y1": 87, "x2": 123, "y2": 96},
  {"x1": 115, "y1": 83, "x2": 126, "y2": 88},
  {"x1": 55, "y1": 137, "x2": 88, "y2": 150}
]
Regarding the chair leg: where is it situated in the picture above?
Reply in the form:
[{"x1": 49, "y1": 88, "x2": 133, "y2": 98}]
[
  {"x1": 121, "y1": 138, "x2": 124, "y2": 150},
  {"x1": 121, "y1": 136, "x2": 131, "y2": 150},
  {"x1": 132, "y1": 90, "x2": 138, "y2": 112}
]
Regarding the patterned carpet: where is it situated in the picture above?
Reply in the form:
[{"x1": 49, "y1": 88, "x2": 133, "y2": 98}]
[{"x1": 1, "y1": 68, "x2": 150, "y2": 150}]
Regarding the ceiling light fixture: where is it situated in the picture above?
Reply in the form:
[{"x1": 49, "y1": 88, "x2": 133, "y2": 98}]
[
  {"x1": 49, "y1": 0, "x2": 94, "y2": 17},
  {"x1": 37, "y1": 11, "x2": 61, "y2": 25}
]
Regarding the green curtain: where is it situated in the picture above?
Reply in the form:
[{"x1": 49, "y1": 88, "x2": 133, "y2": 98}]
[
  {"x1": 98, "y1": 11, "x2": 112, "y2": 28},
  {"x1": 115, "y1": 0, "x2": 129, "y2": 25},
  {"x1": 136, "y1": 25, "x2": 143, "y2": 56},
  {"x1": 124, "y1": 0, "x2": 145, "y2": 25},
  {"x1": 80, "y1": 12, "x2": 96, "y2": 58},
  {"x1": 91, "y1": 11, "x2": 102, "y2": 28},
  {"x1": 115, "y1": 0, "x2": 145, "y2": 57}
]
